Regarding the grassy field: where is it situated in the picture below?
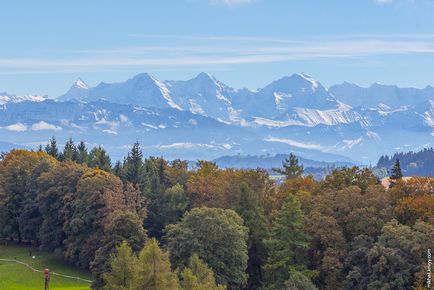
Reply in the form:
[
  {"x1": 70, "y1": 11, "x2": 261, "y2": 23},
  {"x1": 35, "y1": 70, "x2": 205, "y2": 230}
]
[{"x1": 0, "y1": 243, "x2": 91, "y2": 290}]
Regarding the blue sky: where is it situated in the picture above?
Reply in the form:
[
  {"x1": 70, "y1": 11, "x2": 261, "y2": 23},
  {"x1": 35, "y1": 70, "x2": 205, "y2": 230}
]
[{"x1": 2, "y1": 0, "x2": 434, "y2": 96}]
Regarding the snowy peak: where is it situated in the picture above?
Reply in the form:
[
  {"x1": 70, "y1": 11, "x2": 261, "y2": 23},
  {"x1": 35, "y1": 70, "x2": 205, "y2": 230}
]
[
  {"x1": 74, "y1": 78, "x2": 90, "y2": 90},
  {"x1": 165, "y1": 73, "x2": 236, "y2": 121},
  {"x1": 245, "y1": 73, "x2": 339, "y2": 118},
  {"x1": 129, "y1": 72, "x2": 154, "y2": 83},
  {"x1": 193, "y1": 72, "x2": 217, "y2": 83},
  {"x1": 59, "y1": 78, "x2": 91, "y2": 101},
  {"x1": 183, "y1": 72, "x2": 230, "y2": 92},
  {"x1": 262, "y1": 73, "x2": 323, "y2": 94},
  {"x1": 70, "y1": 73, "x2": 181, "y2": 109}
]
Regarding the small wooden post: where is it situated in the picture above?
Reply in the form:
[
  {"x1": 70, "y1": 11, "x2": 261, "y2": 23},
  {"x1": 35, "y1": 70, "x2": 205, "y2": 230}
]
[{"x1": 44, "y1": 268, "x2": 50, "y2": 290}]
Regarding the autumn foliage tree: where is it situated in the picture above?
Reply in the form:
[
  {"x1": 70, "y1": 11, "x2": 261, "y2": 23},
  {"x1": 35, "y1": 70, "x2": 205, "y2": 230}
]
[{"x1": 0, "y1": 150, "x2": 56, "y2": 242}]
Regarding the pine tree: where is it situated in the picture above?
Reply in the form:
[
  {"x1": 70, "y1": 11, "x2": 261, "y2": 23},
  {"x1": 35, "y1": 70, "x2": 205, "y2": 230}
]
[
  {"x1": 137, "y1": 239, "x2": 179, "y2": 290},
  {"x1": 235, "y1": 182, "x2": 268, "y2": 289},
  {"x1": 77, "y1": 141, "x2": 88, "y2": 164},
  {"x1": 113, "y1": 160, "x2": 124, "y2": 178},
  {"x1": 391, "y1": 159, "x2": 403, "y2": 180},
  {"x1": 389, "y1": 159, "x2": 403, "y2": 188},
  {"x1": 263, "y1": 194, "x2": 312, "y2": 289},
  {"x1": 45, "y1": 137, "x2": 59, "y2": 159},
  {"x1": 123, "y1": 142, "x2": 145, "y2": 186},
  {"x1": 103, "y1": 241, "x2": 140, "y2": 290},
  {"x1": 63, "y1": 138, "x2": 78, "y2": 161},
  {"x1": 273, "y1": 153, "x2": 304, "y2": 179}
]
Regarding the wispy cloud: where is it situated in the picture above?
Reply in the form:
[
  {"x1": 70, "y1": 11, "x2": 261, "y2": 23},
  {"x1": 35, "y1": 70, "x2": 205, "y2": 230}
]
[
  {"x1": 264, "y1": 137, "x2": 324, "y2": 150},
  {"x1": 208, "y1": 0, "x2": 252, "y2": 7},
  {"x1": 1, "y1": 35, "x2": 434, "y2": 74}
]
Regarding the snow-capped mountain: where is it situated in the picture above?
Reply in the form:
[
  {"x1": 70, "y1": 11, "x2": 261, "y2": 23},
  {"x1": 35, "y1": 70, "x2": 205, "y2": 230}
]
[
  {"x1": 60, "y1": 73, "x2": 180, "y2": 109},
  {"x1": 235, "y1": 73, "x2": 337, "y2": 118},
  {"x1": 60, "y1": 72, "x2": 366, "y2": 127},
  {"x1": 1, "y1": 72, "x2": 433, "y2": 163},
  {"x1": 165, "y1": 72, "x2": 238, "y2": 123},
  {"x1": 0, "y1": 92, "x2": 46, "y2": 106},
  {"x1": 59, "y1": 78, "x2": 90, "y2": 101},
  {"x1": 329, "y1": 82, "x2": 434, "y2": 109}
]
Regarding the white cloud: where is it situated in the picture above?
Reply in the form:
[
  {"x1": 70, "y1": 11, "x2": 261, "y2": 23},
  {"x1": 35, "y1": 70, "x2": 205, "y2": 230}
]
[
  {"x1": 102, "y1": 129, "x2": 118, "y2": 135},
  {"x1": 1, "y1": 35, "x2": 434, "y2": 73},
  {"x1": 158, "y1": 142, "x2": 215, "y2": 150},
  {"x1": 156, "y1": 142, "x2": 232, "y2": 150},
  {"x1": 4, "y1": 122, "x2": 27, "y2": 132},
  {"x1": 264, "y1": 137, "x2": 324, "y2": 150},
  {"x1": 31, "y1": 121, "x2": 62, "y2": 131}
]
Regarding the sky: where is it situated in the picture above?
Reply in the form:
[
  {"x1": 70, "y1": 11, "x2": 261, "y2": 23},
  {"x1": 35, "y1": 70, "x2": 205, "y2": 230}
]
[{"x1": 1, "y1": 0, "x2": 434, "y2": 96}]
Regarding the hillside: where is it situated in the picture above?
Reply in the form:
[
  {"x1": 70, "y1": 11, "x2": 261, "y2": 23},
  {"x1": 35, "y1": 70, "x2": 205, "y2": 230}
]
[{"x1": 377, "y1": 147, "x2": 434, "y2": 176}]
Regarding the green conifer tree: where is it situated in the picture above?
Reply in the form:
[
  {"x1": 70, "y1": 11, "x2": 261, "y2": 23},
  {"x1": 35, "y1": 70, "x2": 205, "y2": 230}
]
[
  {"x1": 263, "y1": 194, "x2": 312, "y2": 289},
  {"x1": 273, "y1": 153, "x2": 304, "y2": 179}
]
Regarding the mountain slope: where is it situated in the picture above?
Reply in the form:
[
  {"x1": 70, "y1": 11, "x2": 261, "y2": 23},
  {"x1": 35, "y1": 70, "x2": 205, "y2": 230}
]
[{"x1": 0, "y1": 72, "x2": 432, "y2": 162}]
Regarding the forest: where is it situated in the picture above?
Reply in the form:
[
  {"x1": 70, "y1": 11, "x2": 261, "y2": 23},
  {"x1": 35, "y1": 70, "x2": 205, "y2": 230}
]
[
  {"x1": 377, "y1": 147, "x2": 434, "y2": 177},
  {"x1": 0, "y1": 138, "x2": 433, "y2": 290}
]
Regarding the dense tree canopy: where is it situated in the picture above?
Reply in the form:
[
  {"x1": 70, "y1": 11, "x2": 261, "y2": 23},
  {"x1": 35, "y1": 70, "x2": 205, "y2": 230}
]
[
  {"x1": 0, "y1": 141, "x2": 432, "y2": 290},
  {"x1": 165, "y1": 207, "x2": 249, "y2": 289},
  {"x1": 0, "y1": 150, "x2": 56, "y2": 242}
]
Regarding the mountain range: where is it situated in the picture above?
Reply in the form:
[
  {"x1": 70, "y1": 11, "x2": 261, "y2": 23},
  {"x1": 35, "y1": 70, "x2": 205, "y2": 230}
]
[{"x1": 1, "y1": 72, "x2": 433, "y2": 163}]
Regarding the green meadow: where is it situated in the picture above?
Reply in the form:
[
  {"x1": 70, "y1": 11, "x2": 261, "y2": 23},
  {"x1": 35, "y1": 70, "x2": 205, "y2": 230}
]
[{"x1": 0, "y1": 243, "x2": 91, "y2": 290}]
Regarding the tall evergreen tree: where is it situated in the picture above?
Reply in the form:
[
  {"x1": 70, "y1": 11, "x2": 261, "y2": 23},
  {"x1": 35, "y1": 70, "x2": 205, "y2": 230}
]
[
  {"x1": 389, "y1": 159, "x2": 403, "y2": 188},
  {"x1": 123, "y1": 142, "x2": 145, "y2": 187},
  {"x1": 76, "y1": 141, "x2": 89, "y2": 164},
  {"x1": 113, "y1": 160, "x2": 124, "y2": 179},
  {"x1": 391, "y1": 159, "x2": 403, "y2": 179},
  {"x1": 146, "y1": 184, "x2": 189, "y2": 240},
  {"x1": 235, "y1": 182, "x2": 268, "y2": 289},
  {"x1": 45, "y1": 137, "x2": 59, "y2": 159},
  {"x1": 273, "y1": 153, "x2": 304, "y2": 179},
  {"x1": 63, "y1": 138, "x2": 78, "y2": 161},
  {"x1": 263, "y1": 194, "x2": 312, "y2": 290}
]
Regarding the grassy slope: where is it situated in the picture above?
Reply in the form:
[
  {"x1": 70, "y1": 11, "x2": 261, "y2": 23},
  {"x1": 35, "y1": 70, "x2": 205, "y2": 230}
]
[{"x1": 0, "y1": 243, "x2": 91, "y2": 290}]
